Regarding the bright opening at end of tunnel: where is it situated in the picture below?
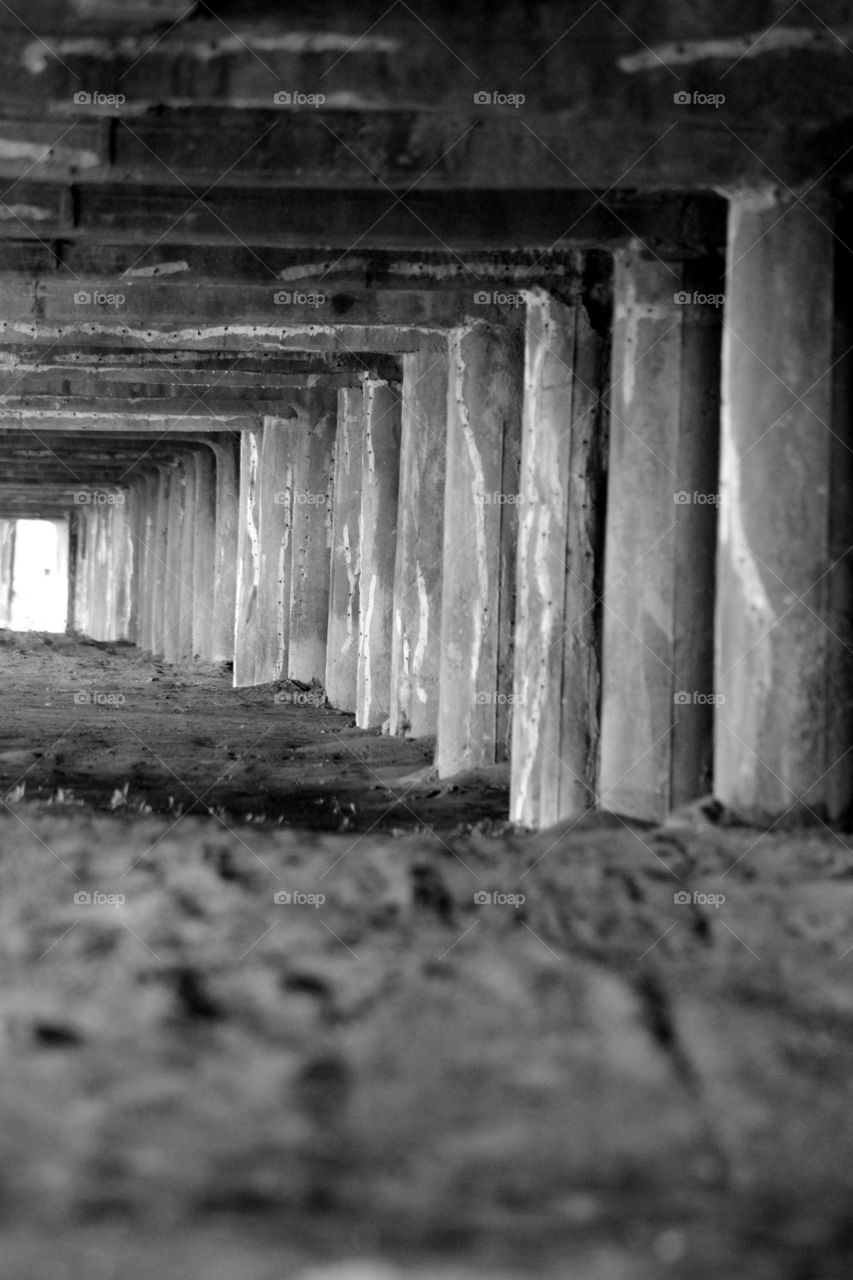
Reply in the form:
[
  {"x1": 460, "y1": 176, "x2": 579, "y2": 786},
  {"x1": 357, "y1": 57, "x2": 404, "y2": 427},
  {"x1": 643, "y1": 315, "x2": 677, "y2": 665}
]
[{"x1": 6, "y1": 519, "x2": 68, "y2": 632}]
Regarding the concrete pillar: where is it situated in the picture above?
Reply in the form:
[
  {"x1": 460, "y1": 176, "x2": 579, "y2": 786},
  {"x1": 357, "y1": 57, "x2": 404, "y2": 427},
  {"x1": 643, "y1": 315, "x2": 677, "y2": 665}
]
[
  {"x1": 138, "y1": 471, "x2": 161, "y2": 653},
  {"x1": 510, "y1": 289, "x2": 606, "y2": 829},
  {"x1": 598, "y1": 250, "x2": 722, "y2": 823},
  {"x1": 356, "y1": 378, "x2": 402, "y2": 729},
  {"x1": 191, "y1": 448, "x2": 218, "y2": 662},
  {"x1": 65, "y1": 512, "x2": 77, "y2": 634},
  {"x1": 91, "y1": 506, "x2": 108, "y2": 639},
  {"x1": 436, "y1": 320, "x2": 524, "y2": 776},
  {"x1": 715, "y1": 191, "x2": 853, "y2": 824},
  {"x1": 176, "y1": 455, "x2": 196, "y2": 660},
  {"x1": 111, "y1": 494, "x2": 133, "y2": 641},
  {"x1": 127, "y1": 479, "x2": 146, "y2": 645},
  {"x1": 52, "y1": 518, "x2": 70, "y2": 633},
  {"x1": 288, "y1": 392, "x2": 336, "y2": 685},
  {"x1": 326, "y1": 387, "x2": 363, "y2": 711},
  {"x1": 149, "y1": 465, "x2": 172, "y2": 657},
  {"x1": 72, "y1": 508, "x2": 89, "y2": 635},
  {"x1": 211, "y1": 436, "x2": 239, "y2": 665},
  {"x1": 0, "y1": 519, "x2": 15, "y2": 626},
  {"x1": 256, "y1": 417, "x2": 294, "y2": 684},
  {"x1": 234, "y1": 429, "x2": 261, "y2": 687},
  {"x1": 390, "y1": 345, "x2": 448, "y2": 739},
  {"x1": 163, "y1": 458, "x2": 187, "y2": 664}
]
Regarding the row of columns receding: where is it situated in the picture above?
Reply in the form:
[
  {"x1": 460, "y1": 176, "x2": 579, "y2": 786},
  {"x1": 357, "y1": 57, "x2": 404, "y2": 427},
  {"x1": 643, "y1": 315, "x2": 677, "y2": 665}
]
[{"x1": 65, "y1": 195, "x2": 853, "y2": 830}]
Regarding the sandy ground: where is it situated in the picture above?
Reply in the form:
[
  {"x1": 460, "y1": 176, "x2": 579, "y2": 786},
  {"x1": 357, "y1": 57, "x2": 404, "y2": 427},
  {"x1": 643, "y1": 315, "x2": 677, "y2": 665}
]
[{"x1": 0, "y1": 632, "x2": 852, "y2": 1279}]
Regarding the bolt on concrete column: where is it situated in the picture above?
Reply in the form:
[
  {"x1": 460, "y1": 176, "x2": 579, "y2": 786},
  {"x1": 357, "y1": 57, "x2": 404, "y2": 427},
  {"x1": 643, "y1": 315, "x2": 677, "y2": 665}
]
[
  {"x1": 191, "y1": 447, "x2": 218, "y2": 662},
  {"x1": 357, "y1": 378, "x2": 402, "y2": 729},
  {"x1": 326, "y1": 387, "x2": 364, "y2": 711},
  {"x1": 715, "y1": 190, "x2": 853, "y2": 824},
  {"x1": 288, "y1": 391, "x2": 336, "y2": 686},
  {"x1": 234, "y1": 429, "x2": 262, "y2": 688},
  {"x1": 598, "y1": 249, "x2": 722, "y2": 823},
  {"x1": 510, "y1": 288, "x2": 607, "y2": 829},
  {"x1": 390, "y1": 344, "x2": 448, "y2": 739},
  {"x1": 436, "y1": 320, "x2": 524, "y2": 777},
  {"x1": 256, "y1": 417, "x2": 295, "y2": 684},
  {"x1": 211, "y1": 437, "x2": 239, "y2": 665}
]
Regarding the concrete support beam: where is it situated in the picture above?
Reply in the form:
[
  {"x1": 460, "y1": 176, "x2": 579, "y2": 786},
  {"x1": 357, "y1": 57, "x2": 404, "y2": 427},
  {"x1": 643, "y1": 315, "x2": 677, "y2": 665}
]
[
  {"x1": 356, "y1": 378, "x2": 402, "y2": 729},
  {"x1": 326, "y1": 388, "x2": 363, "y2": 712},
  {"x1": 211, "y1": 437, "x2": 239, "y2": 666},
  {"x1": 177, "y1": 455, "x2": 197, "y2": 661},
  {"x1": 255, "y1": 419, "x2": 294, "y2": 684},
  {"x1": 598, "y1": 250, "x2": 722, "y2": 822},
  {"x1": 715, "y1": 191, "x2": 853, "y2": 824},
  {"x1": 191, "y1": 447, "x2": 217, "y2": 662},
  {"x1": 149, "y1": 465, "x2": 172, "y2": 658},
  {"x1": 390, "y1": 344, "x2": 449, "y2": 739},
  {"x1": 135, "y1": 472, "x2": 157, "y2": 652},
  {"x1": 288, "y1": 392, "x2": 336, "y2": 686},
  {"x1": 163, "y1": 458, "x2": 188, "y2": 664},
  {"x1": 510, "y1": 289, "x2": 606, "y2": 829},
  {"x1": 0, "y1": 518, "x2": 15, "y2": 626},
  {"x1": 233, "y1": 430, "x2": 261, "y2": 687},
  {"x1": 436, "y1": 321, "x2": 524, "y2": 776},
  {"x1": 111, "y1": 497, "x2": 133, "y2": 641}
]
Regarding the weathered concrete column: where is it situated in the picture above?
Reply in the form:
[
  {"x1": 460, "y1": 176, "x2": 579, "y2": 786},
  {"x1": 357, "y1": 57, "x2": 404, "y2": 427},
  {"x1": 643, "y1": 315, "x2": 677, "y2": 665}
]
[
  {"x1": 127, "y1": 479, "x2": 146, "y2": 645},
  {"x1": 326, "y1": 388, "x2": 363, "y2": 711},
  {"x1": 715, "y1": 191, "x2": 853, "y2": 824},
  {"x1": 211, "y1": 436, "x2": 239, "y2": 665},
  {"x1": 135, "y1": 471, "x2": 160, "y2": 651},
  {"x1": 0, "y1": 519, "x2": 15, "y2": 626},
  {"x1": 175, "y1": 454, "x2": 197, "y2": 661},
  {"x1": 256, "y1": 417, "x2": 294, "y2": 684},
  {"x1": 150, "y1": 465, "x2": 172, "y2": 658},
  {"x1": 111, "y1": 494, "x2": 133, "y2": 641},
  {"x1": 510, "y1": 288, "x2": 606, "y2": 829},
  {"x1": 598, "y1": 250, "x2": 722, "y2": 823},
  {"x1": 191, "y1": 447, "x2": 218, "y2": 662},
  {"x1": 65, "y1": 511, "x2": 78, "y2": 635},
  {"x1": 357, "y1": 378, "x2": 402, "y2": 729},
  {"x1": 72, "y1": 508, "x2": 89, "y2": 635},
  {"x1": 390, "y1": 345, "x2": 448, "y2": 739},
  {"x1": 436, "y1": 320, "x2": 524, "y2": 776},
  {"x1": 163, "y1": 458, "x2": 188, "y2": 664},
  {"x1": 89, "y1": 506, "x2": 108, "y2": 640},
  {"x1": 288, "y1": 391, "x2": 336, "y2": 685},
  {"x1": 233, "y1": 429, "x2": 262, "y2": 687}
]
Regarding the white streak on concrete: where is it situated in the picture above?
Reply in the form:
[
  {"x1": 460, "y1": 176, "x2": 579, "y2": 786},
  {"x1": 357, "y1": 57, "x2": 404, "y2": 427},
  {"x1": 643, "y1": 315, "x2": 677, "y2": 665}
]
[
  {"x1": 454, "y1": 327, "x2": 488, "y2": 717},
  {"x1": 123, "y1": 261, "x2": 189, "y2": 278},
  {"x1": 360, "y1": 572, "x2": 377, "y2": 726},
  {"x1": 342, "y1": 523, "x2": 356, "y2": 655},
  {"x1": 246, "y1": 432, "x2": 261, "y2": 591},
  {"x1": 24, "y1": 31, "x2": 400, "y2": 74},
  {"x1": 618, "y1": 26, "x2": 853, "y2": 72},
  {"x1": 617, "y1": 268, "x2": 638, "y2": 407},
  {"x1": 0, "y1": 204, "x2": 52, "y2": 222},
  {"x1": 0, "y1": 138, "x2": 99, "y2": 167},
  {"x1": 413, "y1": 562, "x2": 429, "y2": 675}
]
